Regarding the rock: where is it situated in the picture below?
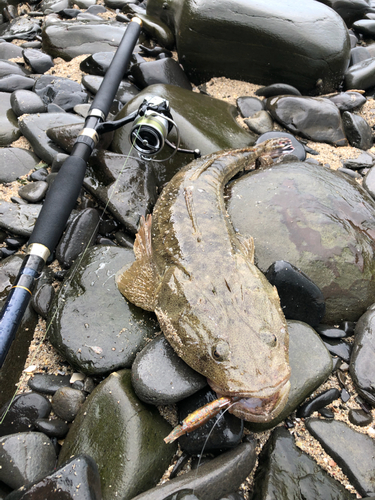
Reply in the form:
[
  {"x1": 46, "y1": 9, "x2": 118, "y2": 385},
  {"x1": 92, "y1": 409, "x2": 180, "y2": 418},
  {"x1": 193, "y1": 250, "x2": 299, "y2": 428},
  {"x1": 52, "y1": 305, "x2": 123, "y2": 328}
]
[
  {"x1": 315, "y1": 0, "x2": 373, "y2": 27},
  {"x1": 344, "y1": 58, "x2": 375, "y2": 90},
  {"x1": 352, "y1": 19, "x2": 375, "y2": 37},
  {"x1": 350, "y1": 46, "x2": 371, "y2": 66},
  {"x1": 0, "y1": 74, "x2": 35, "y2": 92},
  {"x1": 48, "y1": 246, "x2": 159, "y2": 375},
  {"x1": 177, "y1": 387, "x2": 244, "y2": 455},
  {"x1": 306, "y1": 418, "x2": 375, "y2": 497},
  {"x1": 0, "y1": 432, "x2": 56, "y2": 490},
  {"x1": 132, "y1": 335, "x2": 206, "y2": 405},
  {"x1": 265, "y1": 260, "x2": 325, "y2": 327},
  {"x1": 296, "y1": 388, "x2": 340, "y2": 418},
  {"x1": 321, "y1": 338, "x2": 352, "y2": 363},
  {"x1": 84, "y1": 150, "x2": 157, "y2": 234},
  {"x1": 81, "y1": 74, "x2": 139, "y2": 104},
  {"x1": 236, "y1": 96, "x2": 264, "y2": 118},
  {"x1": 342, "y1": 111, "x2": 373, "y2": 150},
  {"x1": 0, "y1": 92, "x2": 20, "y2": 146},
  {"x1": 131, "y1": 437, "x2": 256, "y2": 500},
  {"x1": 129, "y1": 11, "x2": 174, "y2": 50},
  {"x1": 0, "y1": 41, "x2": 23, "y2": 59},
  {"x1": 147, "y1": 0, "x2": 350, "y2": 94},
  {"x1": 0, "y1": 392, "x2": 51, "y2": 437},
  {"x1": 18, "y1": 112, "x2": 84, "y2": 163},
  {"x1": 51, "y1": 387, "x2": 86, "y2": 422},
  {"x1": 349, "y1": 304, "x2": 375, "y2": 406},
  {"x1": 55, "y1": 208, "x2": 100, "y2": 268},
  {"x1": 348, "y1": 408, "x2": 373, "y2": 426},
  {"x1": 226, "y1": 161, "x2": 375, "y2": 323},
  {"x1": 18, "y1": 180, "x2": 48, "y2": 203},
  {"x1": 34, "y1": 418, "x2": 70, "y2": 439},
  {"x1": 58, "y1": 369, "x2": 176, "y2": 500},
  {"x1": 111, "y1": 84, "x2": 256, "y2": 186},
  {"x1": 80, "y1": 51, "x2": 115, "y2": 75},
  {"x1": 266, "y1": 95, "x2": 347, "y2": 146},
  {"x1": 0, "y1": 61, "x2": 29, "y2": 78},
  {"x1": 0, "y1": 17, "x2": 41, "y2": 41},
  {"x1": 5, "y1": 455, "x2": 102, "y2": 500},
  {"x1": 31, "y1": 283, "x2": 55, "y2": 318},
  {"x1": 363, "y1": 165, "x2": 375, "y2": 198},
  {"x1": 328, "y1": 91, "x2": 367, "y2": 112},
  {"x1": 28, "y1": 373, "x2": 71, "y2": 395},
  {"x1": 252, "y1": 426, "x2": 355, "y2": 499},
  {"x1": 244, "y1": 110, "x2": 273, "y2": 135},
  {"x1": 0, "y1": 148, "x2": 40, "y2": 183},
  {"x1": 315, "y1": 324, "x2": 347, "y2": 339},
  {"x1": 131, "y1": 58, "x2": 191, "y2": 90},
  {"x1": 22, "y1": 48, "x2": 54, "y2": 74},
  {"x1": 343, "y1": 151, "x2": 375, "y2": 169},
  {"x1": 0, "y1": 200, "x2": 42, "y2": 236},
  {"x1": 247, "y1": 320, "x2": 332, "y2": 432},
  {"x1": 255, "y1": 83, "x2": 302, "y2": 97}
]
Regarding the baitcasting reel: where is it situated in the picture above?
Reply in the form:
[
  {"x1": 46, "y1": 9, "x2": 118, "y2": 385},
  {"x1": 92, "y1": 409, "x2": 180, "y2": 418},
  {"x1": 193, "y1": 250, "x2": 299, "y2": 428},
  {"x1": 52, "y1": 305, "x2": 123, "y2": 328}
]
[{"x1": 96, "y1": 96, "x2": 201, "y2": 161}]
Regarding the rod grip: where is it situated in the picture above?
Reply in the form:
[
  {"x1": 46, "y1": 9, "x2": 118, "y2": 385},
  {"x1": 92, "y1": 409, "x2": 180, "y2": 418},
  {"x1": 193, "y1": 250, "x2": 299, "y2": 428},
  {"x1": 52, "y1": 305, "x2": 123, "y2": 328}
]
[{"x1": 28, "y1": 154, "x2": 87, "y2": 251}]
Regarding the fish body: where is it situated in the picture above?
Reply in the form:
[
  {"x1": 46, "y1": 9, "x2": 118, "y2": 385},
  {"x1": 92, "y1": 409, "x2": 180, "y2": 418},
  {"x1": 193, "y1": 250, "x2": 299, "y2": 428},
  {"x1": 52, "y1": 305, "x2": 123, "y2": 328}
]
[{"x1": 116, "y1": 139, "x2": 292, "y2": 423}]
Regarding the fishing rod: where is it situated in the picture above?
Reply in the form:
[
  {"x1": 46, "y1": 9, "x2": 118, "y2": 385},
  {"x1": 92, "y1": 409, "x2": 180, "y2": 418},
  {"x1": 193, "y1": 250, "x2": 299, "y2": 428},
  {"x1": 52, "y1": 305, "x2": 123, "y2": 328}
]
[{"x1": 0, "y1": 17, "x2": 201, "y2": 368}]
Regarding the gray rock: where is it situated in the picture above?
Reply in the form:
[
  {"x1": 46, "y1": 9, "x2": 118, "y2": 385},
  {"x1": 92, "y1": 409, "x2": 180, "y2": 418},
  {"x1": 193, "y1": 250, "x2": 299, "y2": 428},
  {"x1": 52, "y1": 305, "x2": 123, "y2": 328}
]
[
  {"x1": 0, "y1": 148, "x2": 40, "y2": 183},
  {"x1": 130, "y1": 436, "x2": 257, "y2": 500},
  {"x1": 349, "y1": 304, "x2": 375, "y2": 406},
  {"x1": 10, "y1": 89, "x2": 47, "y2": 117},
  {"x1": 0, "y1": 432, "x2": 56, "y2": 490},
  {"x1": 0, "y1": 200, "x2": 42, "y2": 236},
  {"x1": 0, "y1": 74, "x2": 35, "y2": 92},
  {"x1": 0, "y1": 60, "x2": 29, "y2": 78},
  {"x1": 226, "y1": 161, "x2": 375, "y2": 323},
  {"x1": 22, "y1": 48, "x2": 54, "y2": 74},
  {"x1": 132, "y1": 335, "x2": 207, "y2": 405},
  {"x1": 306, "y1": 418, "x2": 375, "y2": 497},
  {"x1": 0, "y1": 17, "x2": 41, "y2": 41},
  {"x1": 48, "y1": 246, "x2": 159, "y2": 375},
  {"x1": 51, "y1": 387, "x2": 86, "y2": 421},
  {"x1": 58, "y1": 369, "x2": 177, "y2": 500},
  {"x1": 328, "y1": 91, "x2": 367, "y2": 111},
  {"x1": 131, "y1": 58, "x2": 192, "y2": 90},
  {"x1": 315, "y1": 0, "x2": 372, "y2": 26},
  {"x1": 236, "y1": 96, "x2": 265, "y2": 118},
  {"x1": 147, "y1": 0, "x2": 350, "y2": 94},
  {"x1": 244, "y1": 110, "x2": 274, "y2": 135},
  {"x1": 342, "y1": 111, "x2": 373, "y2": 150},
  {"x1": 246, "y1": 320, "x2": 332, "y2": 432},
  {"x1": 18, "y1": 112, "x2": 83, "y2": 163},
  {"x1": 31, "y1": 282, "x2": 55, "y2": 318},
  {"x1": 0, "y1": 92, "x2": 20, "y2": 146},
  {"x1": 0, "y1": 41, "x2": 23, "y2": 59},
  {"x1": 81, "y1": 74, "x2": 140, "y2": 104},
  {"x1": 363, "y1": 165, "x2": 375, "y2": 199},
  {"x1": 28, "y1": 373, "x2": 71, "y2": 395},
  {"x1": 0, "y1": 392, "x2": 51, "y2": 437},
  {"x1": 18, "y1": 180, "x2": 48, "y2": 203},
  {"x1": 344, "y1": 57, "x2": 375, "y2": 90},
  {"x1": 252, "y1": 427, "x2": 355, "y2": 499},
  {"x1": 266, "y1": 96, "x2": 347, "y2": 146}
]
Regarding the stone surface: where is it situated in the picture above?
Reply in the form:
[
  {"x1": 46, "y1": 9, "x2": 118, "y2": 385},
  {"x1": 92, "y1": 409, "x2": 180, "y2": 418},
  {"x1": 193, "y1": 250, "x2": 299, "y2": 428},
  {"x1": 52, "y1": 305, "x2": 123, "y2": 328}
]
[
  {"x1": 226, "y1": 161, "x2": 375, "y2": 323},
  {"x1": 296, "y1": 388, "x2": 340, "y2": 418},
  {"x1": 342, "y1": 111, "x2": 373, "y2": 150},
  {"x1": 58, "y1": 369, "x2": 176, "y2": 500},
  {"x1": 0, "y1": 148, "x2": 40, "y2": 183},
  {"x1": 306, "y1": 418, "x2": 375, "y2": 497},
  {"x1": 48, "y1": 246, "x2": 159, "y2": 375},
  {"x1": 51, "y1": 387, "x2": 86, "y2": 422},
  {"x1": 0, "y1": 392, "x2": 51, "y2": 437},
  {"x1": 131, "y1": 58, "x2": 192, "y2": 90},
  {"x1": 0, "y1": 201, "x2": 42, "y2": 236},
  {"x1": 0, "y1": 92, "x2": 20, "y2": 146}
]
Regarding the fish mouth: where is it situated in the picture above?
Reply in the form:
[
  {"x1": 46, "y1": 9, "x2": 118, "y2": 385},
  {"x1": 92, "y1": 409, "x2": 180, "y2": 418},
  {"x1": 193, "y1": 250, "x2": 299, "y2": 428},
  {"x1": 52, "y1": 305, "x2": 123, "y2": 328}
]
[{"x1": 207, "y1": 377, "x2": 291, "y2": 423}]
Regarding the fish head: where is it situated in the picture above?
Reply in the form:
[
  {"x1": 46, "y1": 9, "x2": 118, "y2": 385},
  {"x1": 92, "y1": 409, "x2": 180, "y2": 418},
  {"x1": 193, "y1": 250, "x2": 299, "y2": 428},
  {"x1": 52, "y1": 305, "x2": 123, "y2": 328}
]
[{"x1": 155, "y1": 259, "x2": 291, "y2": 423}]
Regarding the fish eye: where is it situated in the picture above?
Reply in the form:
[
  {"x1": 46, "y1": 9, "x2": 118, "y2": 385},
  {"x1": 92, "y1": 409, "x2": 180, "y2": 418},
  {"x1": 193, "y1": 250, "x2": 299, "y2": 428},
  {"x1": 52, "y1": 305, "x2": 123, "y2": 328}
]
[{"x1": 212, "y1": 340, "x2": 230, "y2": 361}]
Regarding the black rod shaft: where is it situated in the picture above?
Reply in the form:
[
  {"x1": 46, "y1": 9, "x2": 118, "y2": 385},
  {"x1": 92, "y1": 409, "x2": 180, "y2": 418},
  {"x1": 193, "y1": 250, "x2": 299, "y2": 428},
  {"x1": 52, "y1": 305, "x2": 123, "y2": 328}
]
[{"x1": 0, "y1": 18, "x2": 142, "y2": 368}]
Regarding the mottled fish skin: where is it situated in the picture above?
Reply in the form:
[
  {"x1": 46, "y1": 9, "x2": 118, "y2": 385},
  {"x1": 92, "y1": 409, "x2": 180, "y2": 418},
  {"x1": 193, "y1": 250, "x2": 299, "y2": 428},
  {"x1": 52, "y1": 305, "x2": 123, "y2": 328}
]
[{"x1": 116, "y1": 139, "x2": 292, "y2": 423}]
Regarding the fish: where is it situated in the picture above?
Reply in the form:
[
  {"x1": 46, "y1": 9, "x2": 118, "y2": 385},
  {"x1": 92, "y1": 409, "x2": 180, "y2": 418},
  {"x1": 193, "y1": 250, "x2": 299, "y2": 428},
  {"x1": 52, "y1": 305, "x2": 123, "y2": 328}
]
[{"x1": 116, "y1": 138, "x2": 293, "y2": 424}]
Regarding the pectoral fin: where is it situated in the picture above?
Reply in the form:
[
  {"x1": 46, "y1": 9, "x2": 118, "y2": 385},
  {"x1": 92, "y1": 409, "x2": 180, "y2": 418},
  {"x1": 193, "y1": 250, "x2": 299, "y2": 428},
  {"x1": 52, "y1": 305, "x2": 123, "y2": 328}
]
[{"x1": 115, "y1": 215, "x2": 159, "y2": 311}]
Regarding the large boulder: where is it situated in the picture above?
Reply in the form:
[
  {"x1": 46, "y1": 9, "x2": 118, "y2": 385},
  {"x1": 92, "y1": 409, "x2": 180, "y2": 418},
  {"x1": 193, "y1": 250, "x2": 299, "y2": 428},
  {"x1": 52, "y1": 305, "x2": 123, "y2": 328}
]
[{"x1": 147, "y1": 0, "x2": 350, "y2": 94}]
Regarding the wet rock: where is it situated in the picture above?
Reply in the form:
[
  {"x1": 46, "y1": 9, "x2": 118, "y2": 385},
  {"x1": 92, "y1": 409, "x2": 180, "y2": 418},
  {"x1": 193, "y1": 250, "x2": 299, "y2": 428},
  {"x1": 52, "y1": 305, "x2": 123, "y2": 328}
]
[
  {"x1": 28, "y1": 373, "x2": 71, "y2": 395},
  {"x1": 315, "y1": 0, "x2": 373, "y2": 27},
  {"x1": 132, "y1": 335, "x2": 206, "y2": 405},
  {"x1": 256, "y1": 131, "x2": 306, "y2": 161},
  {"x1": 350, "y1": 46, "x2": 372, "y2": 65},
  {"x1": 177, "y1": 387, "x2": 244, "y2": 455},
  {"x1": 22, "y1": 48, "x2": 54, "y2": 74},
  {"x1": 34, "y1": 418, "x2": 70, "y2": 439},
  {"x1": 130, "y1": 58, "x2": 191, "y2": 90},
  {"x1": 42, "y1": 20, "x2": 131, "y2": 60},
  {"x1": 55, "y1": 208, "x2": 100, "y2": 268},
  {"x1": 51, "y1": 387, "x2": 86, "y2": 422},
  {"x1": 328, "y1": 91, "x2": 367, "y2": 111},
  {"x1": 322, "y1": 338, "x2": 352, "y2": 363},
  {"x1": 112, "y1": 84, "x2": 255, "y2": 186},
  {"x1": 48, "y1": 246, "x2": 159, "y2": 375},
  {"x1": 255, "y1": 83, "x2": 302, "y2": 97},
  {"x1": 0, "y1": 148, "x2": 40, "y2": 183},
  {"x1": 306, "y1": 417, "x2": 375, "y2": 497},
  {"x1": 341, "y1": 388, "x2": 351, "y2": 402},
  {"x1": 58, "y1": 369, "x2": 176, "y2": 500},
  {"x1": 31, "y1": 283, "x2": 55, "y2": 318},
  {"x1": 226, "y1": 161, "x2": 375, "y2": 323},
  {"x1": 345, "y1": 58, "x2": 375, "y2": 90},
  {"x1": 80, "y1": 51, "x2": 115, "y2": 75},
  {"x1": 18, "y1": 112, "x2": 84, "y2": 163},
  {"x1": 363, "y1": 165, "x2": 375, "y2": 198},
  {"x1": 350, "y1": 304, "x2": 375, "y2": 406},
  {"x1": 296, "y1": 388, "x2": 340, "y2": 418},
  {"x1": 0, "y1": 200, "x2": 42, "y2": 236},
  {"x1": 265, "y1": 260, "x2": 325, "y2": 327},
  {"x1": 342, "y1": 111, "x2": 373, "y2": 150},
  {"x1": 244, "y1": 110, "x2": 273, "y2": 135},
  {"x1": 85, "y1": 151, "x2": 157, "y2": 234},
  {"x1": 247, "y1": 320, "x2": 332, "y2": 432},
  {"x1": 348, "y1": 408, "x2": 373, "y2": 426},
  {"x1": 130, "y1": 11, "x2": 174, "y2": 50},
  {"x1": 81, "y1": 74, "x2": 139, "y2": 104},
  {"x1": 18, "y1": 180, "x2": 48, "y2": 203},
  {"x1": 0, "y1": 17, "x2": 41, "y2": 41},
  {"x1": 343, "y1": 151, "x2": 375, "y2": 169},
  {"x1": 236, "y1": 96, "x2": 265, "y2": 118},
  {"x1": 0, "y1": 432, "x2": 56, "y2": 490},
  {"x1": 147, "y1": 0, "x2": 350, "y2": 94},
  {"x1": 130, "y1": 437, "x2": 256, "y2": 500},
  {"x1": 352, "y1": 19, "x2": 375, "y2": 37},
  {"x1": 0, "y1": 392, "x2": 51, "y2": 437},
  {"x1": 6, "y1": 455, "x2": 102, "y2": 500},
  {"x1": 0, "y1": 92, "x2": 20, "y2": 146},
  {"x1": 252, "y1": 426, "x2": 355, "y2": 500},
  {"x1": 266, "y1": 96, "x2": 347, "y2": 146}
]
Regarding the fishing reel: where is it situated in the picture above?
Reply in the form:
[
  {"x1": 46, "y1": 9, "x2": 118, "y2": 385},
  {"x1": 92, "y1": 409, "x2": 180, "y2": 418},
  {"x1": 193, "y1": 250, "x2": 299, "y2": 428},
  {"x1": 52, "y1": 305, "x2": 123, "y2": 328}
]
[{"x1": 96, "y1": 96, "x2": 201, "y2": 161}]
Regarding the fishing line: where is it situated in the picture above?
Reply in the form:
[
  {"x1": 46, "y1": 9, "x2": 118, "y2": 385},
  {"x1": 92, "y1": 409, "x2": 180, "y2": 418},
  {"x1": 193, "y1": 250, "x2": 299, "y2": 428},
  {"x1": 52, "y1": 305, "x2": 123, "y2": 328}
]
[{"x1": 0, "y1": 125, "x2": 143, "y2": 425}]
